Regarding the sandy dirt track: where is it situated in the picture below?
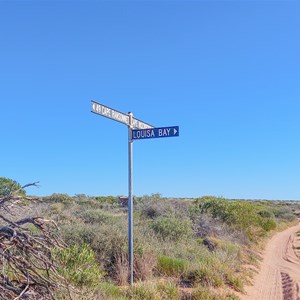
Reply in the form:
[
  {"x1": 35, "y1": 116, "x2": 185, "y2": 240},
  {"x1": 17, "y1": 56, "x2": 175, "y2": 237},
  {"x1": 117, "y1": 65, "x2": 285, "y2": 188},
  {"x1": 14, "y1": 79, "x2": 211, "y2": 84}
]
[{"x1": 241, "y1": 222, "x2": 300, "y2": 300}]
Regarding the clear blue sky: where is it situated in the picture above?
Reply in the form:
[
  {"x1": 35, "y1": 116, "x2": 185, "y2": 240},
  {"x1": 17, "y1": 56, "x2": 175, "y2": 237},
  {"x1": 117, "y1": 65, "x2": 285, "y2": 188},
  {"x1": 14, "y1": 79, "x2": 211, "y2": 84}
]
[{"x1": 1, "y1": 1, "x2": 299, "y2": 200}]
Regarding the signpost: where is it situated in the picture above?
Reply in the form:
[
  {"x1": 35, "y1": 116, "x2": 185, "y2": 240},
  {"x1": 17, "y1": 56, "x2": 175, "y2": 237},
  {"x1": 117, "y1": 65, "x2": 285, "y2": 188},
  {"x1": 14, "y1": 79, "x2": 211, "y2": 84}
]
[{"x1": 91, "y1": 100, "x2": 179, "y2": 285}]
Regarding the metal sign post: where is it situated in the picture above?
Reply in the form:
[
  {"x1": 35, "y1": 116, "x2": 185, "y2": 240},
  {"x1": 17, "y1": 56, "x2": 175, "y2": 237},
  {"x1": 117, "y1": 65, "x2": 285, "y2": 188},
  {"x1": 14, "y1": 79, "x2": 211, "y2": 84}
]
[
  {"x1": 128, "y1": 112, "x2": 134, "y2": 285},
  {"x1": 91, "y1": 100, "x2": 179, "y2": 285}
]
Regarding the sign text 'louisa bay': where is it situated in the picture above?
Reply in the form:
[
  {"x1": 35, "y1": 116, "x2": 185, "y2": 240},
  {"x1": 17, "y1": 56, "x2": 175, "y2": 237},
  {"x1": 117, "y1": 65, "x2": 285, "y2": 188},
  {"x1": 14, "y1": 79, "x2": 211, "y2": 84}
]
[{"x1": 132, "y1": 126, "x2": 179, "y2": 140}]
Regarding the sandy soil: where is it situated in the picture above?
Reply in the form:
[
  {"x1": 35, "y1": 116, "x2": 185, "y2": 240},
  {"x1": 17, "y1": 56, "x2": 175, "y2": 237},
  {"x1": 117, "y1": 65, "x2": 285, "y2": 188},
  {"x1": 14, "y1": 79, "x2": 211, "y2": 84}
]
[{"x1": 241, "y1": 222, "x2": 300, "y2": 300}]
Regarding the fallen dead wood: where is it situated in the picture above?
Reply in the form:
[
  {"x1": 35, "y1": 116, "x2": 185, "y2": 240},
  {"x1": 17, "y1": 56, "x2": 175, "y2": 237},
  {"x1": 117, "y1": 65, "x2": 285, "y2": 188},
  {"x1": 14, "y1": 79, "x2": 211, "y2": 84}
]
[{"x1": 0, "y1": 181, "x2": 72, "y2": 299}]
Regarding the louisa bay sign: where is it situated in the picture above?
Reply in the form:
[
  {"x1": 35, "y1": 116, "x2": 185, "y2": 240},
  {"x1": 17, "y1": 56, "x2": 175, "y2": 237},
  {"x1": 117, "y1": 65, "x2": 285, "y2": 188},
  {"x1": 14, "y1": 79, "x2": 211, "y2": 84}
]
[{"x1": 132, "y1": 126, "x2": 179, "y2": 140}]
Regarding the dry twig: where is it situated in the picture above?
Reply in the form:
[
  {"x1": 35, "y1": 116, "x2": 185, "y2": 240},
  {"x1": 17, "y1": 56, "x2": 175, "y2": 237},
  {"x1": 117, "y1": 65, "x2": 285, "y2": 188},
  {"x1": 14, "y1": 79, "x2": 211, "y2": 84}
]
[{"x1": 0, "y1": 182, "x2": 71, "y2": 299}]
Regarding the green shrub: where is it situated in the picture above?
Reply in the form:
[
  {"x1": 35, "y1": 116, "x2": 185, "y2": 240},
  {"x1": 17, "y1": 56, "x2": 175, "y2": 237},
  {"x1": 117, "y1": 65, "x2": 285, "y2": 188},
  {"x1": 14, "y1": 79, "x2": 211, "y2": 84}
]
[
  {"x1": 225, "y1": 272, "x2": 243, "y2": 291},
  {"x1": 50, "y1": 202, "x2": 65, "y2": 214},
  {"x1": 281, "y1": 213, "x2": 296, "y2": 221},
  {"x1": 73, "y1": 194, "x2": 90, "y2": 201},
  {"x1": 90, "y1": 221, "x2": 128, "y2": 276},
  {"x1": 80, "y1": 209, "x2": 114, "y2": 224},
  {"x1": 0, "y1": 177, "x2": 26, "y2": 197},
  {"x1": 76, "y1": 198, "x2": 105, "y2": 209},
  {"x1": 195, "y1": 197, "x2": 258, "y2": 227},
  {"x1": 194, "y1": 197, "x2": 277, "y2": 241},
  {"x1": 95, "y1": 196, "x2": 119, "y2": 205},
  {"x1": 45, "y1": 193, "x2": 73, "y2": 203},
  {"x1": 125, "y1": 284, "x2": 152, "y2": 300},
  {"x1": 186, "y1": 262, "x2": 223, "y2": 287},
  {"x1": 54, "y1": 244, "x2": 104, "y2": 287},
  {"x1": 191, "y1": 287, "x2": 240, "y2": 300},
  {"x1": 183, "y1": 252, "x2": 244, "y2": 291},
  {"x1": 214, "y1": 239, "x2": 242, "y2": 269},
  {"x1": 191, "y1": 289, "x2": 213, "y2": 300},
  {"x1": 97, "y1": 282, "x2": 123, "y2": 299},
  {"x1": 275, "y1": 210, "x2": 296, "y2": 221},
  {"x1": 140, "y1": 201, "x2": 169, "y2": 219},
  {"x1": 26, "y1": 223, "x2": 40, "y2": 234},
  {"x1": 156, "y1": 281, "x2": 180, "y2": 300},
  {"x1": 60, "y1": 223, "x2": 97, "y2": 246},
  {"x1": 137, "y1": 197, "x2": 172, "y2": 219},
  {"x1": 259, "y1": 218, "x2": 276, "y2": 232},
  {"x1": 258, "y1": 209, "x2": 274, "y2": 218},
  {"x1": 226, "y1": 295, "x2": 240, "y2": 300},
  {"x1": 151, "y1": 216, "x2": 192, "y2": 241},
  {"x1": 191, "y1": 287, "x2": 222, "y2": 300},
  {"x1": 125, "y1": 280, "x2": 180, "y2": 300},
  {"x1": 157, "y1": 255, "x2": 188, "y2": 277}
]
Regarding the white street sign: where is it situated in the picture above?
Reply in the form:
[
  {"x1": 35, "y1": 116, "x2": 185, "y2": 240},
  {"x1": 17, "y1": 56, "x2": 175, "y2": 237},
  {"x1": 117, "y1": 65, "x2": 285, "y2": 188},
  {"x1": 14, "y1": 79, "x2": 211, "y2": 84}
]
[{"x1": 92, "y1": 101, "x2": 153, "y2": 129}]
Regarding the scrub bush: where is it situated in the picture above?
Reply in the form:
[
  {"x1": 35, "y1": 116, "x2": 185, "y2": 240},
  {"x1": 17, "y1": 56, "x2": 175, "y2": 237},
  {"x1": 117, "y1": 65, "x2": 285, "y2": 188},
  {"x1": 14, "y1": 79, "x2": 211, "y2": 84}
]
[
  {"x1": 54, "y1": 244, "x2": 103, "y2": 287},
  {"x1": 191, "y1": 287, "x2": 222, "y2": 300},
  {"x1": 273, "y1": 207, "x2": 296, "y2": 221},
  {"x1": 61, "y1": 223, "x2": 97, "y2": 246},
  {"x1": 134, "y1": 252, "x2": 157, "y2": 281},
  {"x1": 194, "y1": 197, "x2": 277, "y2": 240},
  {"x1": 157, "y1": 255, "x2": 188, "y2": 277},
  {"x1": 95, "y1": 196, "x2": 119, "y2": 206},
  {"x1": 125, "y1": 280, "x2": 180, "y2": 300},
  {"x1": 90, "y1": 221, "x2": 128, "y2": 278},
  {"x1": 0, "y1": 177, "x2": 26, "y2": 197},
  {"x1": 50, "y1": 202, "x2": 65, "y2": 214},
  {"x1": 95, "y1": 282, "x2": 123, "y2": 299},
  {"x1": 191, "y1": 287, "x2": 240, "y2": 300},
  {"x1": 279, "y1": 213, "x2": 296, "y2": 221},
  {"x1": 45, "y1": 193, "x2": 73, "y2": 203},
  {"x1": 137, "y1": 196, "x2": 172, "y2": 219},
  {"x1": 186, "y1": 263, "x2": 224, "y2": 288},
  {"x1": 257, "y1": 209, "x2": 274, "y2": 218},
  {"x1": 80, "y1": 209, "x2": 114, "y2": 224},
  {"x1": 183, "y1": 253, "x2": 243, "y2": 291},
  {"x1": 151, "y1": 216, "x2": 192, "y2": 241},
  {"x1": 259, "y1": 218, "x2": 276, "y2": 232}
]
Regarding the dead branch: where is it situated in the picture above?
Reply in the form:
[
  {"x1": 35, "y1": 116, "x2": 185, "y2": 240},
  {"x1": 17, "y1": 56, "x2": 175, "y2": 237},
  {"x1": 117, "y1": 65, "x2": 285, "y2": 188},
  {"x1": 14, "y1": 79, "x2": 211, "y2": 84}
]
[{"x1": 0, "y1": 183, "x2": 72, "y2": 299}]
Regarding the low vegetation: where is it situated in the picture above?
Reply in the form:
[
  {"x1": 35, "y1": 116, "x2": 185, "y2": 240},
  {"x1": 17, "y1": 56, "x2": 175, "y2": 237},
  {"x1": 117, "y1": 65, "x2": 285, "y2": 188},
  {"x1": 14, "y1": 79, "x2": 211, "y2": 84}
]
[{"x1": 1, "y1": 178, "x2": 299, "y2": 299}]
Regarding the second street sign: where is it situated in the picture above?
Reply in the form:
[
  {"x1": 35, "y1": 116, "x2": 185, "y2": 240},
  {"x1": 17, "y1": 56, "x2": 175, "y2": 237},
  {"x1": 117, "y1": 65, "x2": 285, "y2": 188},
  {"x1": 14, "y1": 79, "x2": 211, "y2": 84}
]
[
  {"x1": 132, "y1": 126, "x2": 179, "y2": 140},
  {"x1": 92, "y1": 101, "x2": 129, "y2": 125},
  {"x1": 92, "y1": 100, "x2": 153, "y2": 129}
]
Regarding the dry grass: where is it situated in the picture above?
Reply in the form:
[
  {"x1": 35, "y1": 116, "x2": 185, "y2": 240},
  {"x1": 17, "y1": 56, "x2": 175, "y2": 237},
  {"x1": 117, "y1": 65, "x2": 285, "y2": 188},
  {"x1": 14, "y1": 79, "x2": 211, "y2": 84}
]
[{"x1": 27, "y1": 193, "x2": 300, "y2": 299}]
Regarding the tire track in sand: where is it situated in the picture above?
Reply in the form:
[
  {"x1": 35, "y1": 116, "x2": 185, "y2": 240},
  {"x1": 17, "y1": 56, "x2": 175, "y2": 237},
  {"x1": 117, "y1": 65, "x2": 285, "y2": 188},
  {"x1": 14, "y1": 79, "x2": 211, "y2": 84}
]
[{"x1": 241, "y1": 222, "x2": 300, "y2": 300}]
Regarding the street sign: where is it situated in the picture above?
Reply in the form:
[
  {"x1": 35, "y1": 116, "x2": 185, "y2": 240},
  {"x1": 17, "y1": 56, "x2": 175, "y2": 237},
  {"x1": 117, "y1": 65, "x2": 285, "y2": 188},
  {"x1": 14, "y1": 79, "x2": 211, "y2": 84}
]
[
  {"x1": 91, "y1": 100, "x2": 179, "y2": 286},
  {"x1": 131, "y1": 118, "x2": 153, "y2": 130},
  {"x1": 92, "y1": 101, "x2": 129, "y2": 125},
  {"x1": 132, "y1": 126, "x2": 179, "y2": 140},
  {"x1": 91, "y1": 100, "x2": 153, "y2": 129}
]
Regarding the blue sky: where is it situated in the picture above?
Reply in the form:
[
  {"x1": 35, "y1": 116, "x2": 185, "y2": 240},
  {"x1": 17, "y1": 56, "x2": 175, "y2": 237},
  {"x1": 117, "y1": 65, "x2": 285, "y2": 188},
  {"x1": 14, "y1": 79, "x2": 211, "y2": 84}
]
[{"x1": 1, "y1": 1, "x2": 299, "y2": 200}]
